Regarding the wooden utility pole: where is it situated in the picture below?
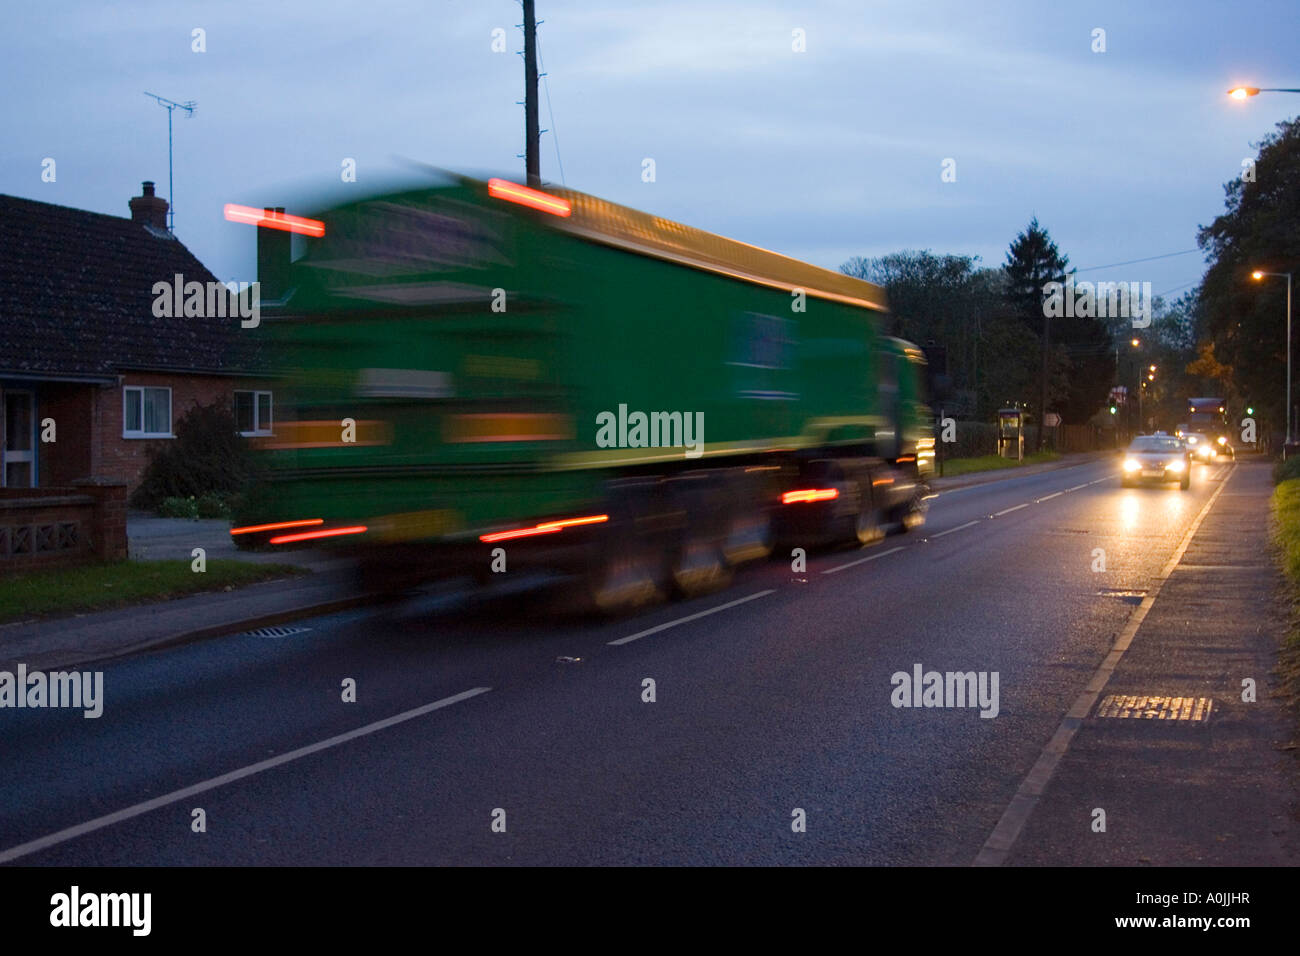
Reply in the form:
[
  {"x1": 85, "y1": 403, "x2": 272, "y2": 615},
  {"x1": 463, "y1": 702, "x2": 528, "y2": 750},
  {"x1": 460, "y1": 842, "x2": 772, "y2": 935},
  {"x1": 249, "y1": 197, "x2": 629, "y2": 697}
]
[
  {"x1": 523, "y1": 0, "x2": 541, "y2": 186},
  {"x1": 1036, "y1": 310, "x2": 1049, "y2": 452}
]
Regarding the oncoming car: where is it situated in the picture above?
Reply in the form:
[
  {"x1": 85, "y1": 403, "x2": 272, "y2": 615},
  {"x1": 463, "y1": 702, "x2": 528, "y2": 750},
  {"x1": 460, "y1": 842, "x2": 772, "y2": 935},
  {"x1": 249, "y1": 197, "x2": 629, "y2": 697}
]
[
  {"x1": 1121, "y1": 436, "x2": 1191, "y2": 490},
  {"x1": 1182, "y1": 432, "x2": 1216, "y2": 462}
]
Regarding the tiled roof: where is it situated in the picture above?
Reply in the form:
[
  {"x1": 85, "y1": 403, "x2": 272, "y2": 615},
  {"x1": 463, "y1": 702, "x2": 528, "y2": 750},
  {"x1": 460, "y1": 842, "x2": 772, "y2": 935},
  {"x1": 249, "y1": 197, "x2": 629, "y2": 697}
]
[{"x1": 0, "y1": 193, "x2": 263, "y2": 379}]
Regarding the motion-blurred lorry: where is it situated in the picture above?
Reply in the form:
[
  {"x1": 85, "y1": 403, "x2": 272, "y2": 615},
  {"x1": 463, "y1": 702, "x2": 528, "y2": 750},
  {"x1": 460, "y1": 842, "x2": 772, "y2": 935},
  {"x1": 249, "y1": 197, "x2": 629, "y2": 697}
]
[
  {"x1": 232, "y1": 173, "x2": 934, "y2": 610},
  {"x1": 1178, "y1": 398, "x2": 1234, "y2": 459}
]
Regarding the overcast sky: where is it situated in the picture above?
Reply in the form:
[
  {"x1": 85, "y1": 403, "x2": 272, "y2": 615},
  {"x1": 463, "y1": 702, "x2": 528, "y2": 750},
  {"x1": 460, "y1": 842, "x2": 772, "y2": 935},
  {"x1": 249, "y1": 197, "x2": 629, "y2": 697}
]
[{"x1": 3, "y1": 0, "x2": 1295, "y2": 300}]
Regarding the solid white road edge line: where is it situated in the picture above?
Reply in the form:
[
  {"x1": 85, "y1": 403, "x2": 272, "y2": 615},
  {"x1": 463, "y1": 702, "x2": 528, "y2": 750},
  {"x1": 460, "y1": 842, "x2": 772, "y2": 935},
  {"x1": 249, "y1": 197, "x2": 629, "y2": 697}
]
[
  {"x1": 0, "y1": 686, "x2": 493, "y2": 864},
  {"x1": 972, "y1": 463, "x2": 1235, "y2": 867}
]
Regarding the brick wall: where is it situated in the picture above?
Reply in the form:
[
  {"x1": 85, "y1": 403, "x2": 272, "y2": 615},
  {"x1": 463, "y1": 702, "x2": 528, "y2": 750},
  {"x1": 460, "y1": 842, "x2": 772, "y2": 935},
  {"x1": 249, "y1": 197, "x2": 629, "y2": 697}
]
[{"x1": 0, "y1": 480, "x2": 127, "y2": 573}]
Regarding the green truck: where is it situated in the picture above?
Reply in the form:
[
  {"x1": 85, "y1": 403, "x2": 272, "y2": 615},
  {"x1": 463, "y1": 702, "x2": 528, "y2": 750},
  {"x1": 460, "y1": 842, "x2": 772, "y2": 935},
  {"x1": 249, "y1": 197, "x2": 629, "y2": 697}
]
[{"x1": 233, "y1": 172, "x2": 935, "y2": 610}]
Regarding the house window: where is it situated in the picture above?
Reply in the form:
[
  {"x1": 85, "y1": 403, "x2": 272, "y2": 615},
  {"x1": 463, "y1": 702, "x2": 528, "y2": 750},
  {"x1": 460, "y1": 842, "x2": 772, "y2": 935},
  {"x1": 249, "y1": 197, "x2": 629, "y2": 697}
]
[
  {"x1": 3, "y1": 390, "x2": 36, "y2": 487},
  {"x1": 234, "y1": 390, "x2": 273, "y2": 436},
  {"x1": 123, "y1": 386, "x2": 172, "y2": 438}
]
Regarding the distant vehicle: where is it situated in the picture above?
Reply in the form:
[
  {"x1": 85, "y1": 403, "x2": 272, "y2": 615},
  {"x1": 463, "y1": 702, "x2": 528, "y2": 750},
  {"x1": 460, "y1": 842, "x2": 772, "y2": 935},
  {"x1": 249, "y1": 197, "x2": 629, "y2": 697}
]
[
  {"x1": 1182, "y1": 432, "x2": 1216, "y2": 462},
  {"x1": 1122, "y1": 435, "x2": 1190, "y2": 490},
  {"x1": 1183, "y1": 398, "x2": 1235, "y2": 458}
]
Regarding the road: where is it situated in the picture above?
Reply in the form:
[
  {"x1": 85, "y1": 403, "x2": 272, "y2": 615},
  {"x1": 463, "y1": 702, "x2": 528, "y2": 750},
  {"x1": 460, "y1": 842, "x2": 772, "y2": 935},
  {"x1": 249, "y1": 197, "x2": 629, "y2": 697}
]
[{"x1": 1, "y1": 455, "x2": 1292, "y2": 865}]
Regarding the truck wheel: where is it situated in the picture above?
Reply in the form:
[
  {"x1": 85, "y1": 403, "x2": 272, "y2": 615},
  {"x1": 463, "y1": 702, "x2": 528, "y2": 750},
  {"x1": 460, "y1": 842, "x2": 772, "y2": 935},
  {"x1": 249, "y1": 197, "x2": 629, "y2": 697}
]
[
  {"x1": 854, "y1": 480, "x2": 885, "y2": 545},
  {"x1": 669, "y1": 478, "x2": 733, "y2": 598},
  {"x1": 889, "y1": 483, "x2": 928, "y2": 533},
  {"x1": 580, "y1": 538, "x2": 669, "y2": 613},
  {"x1": 572, "y1": 483, "x2": 670, "y2": 615}
]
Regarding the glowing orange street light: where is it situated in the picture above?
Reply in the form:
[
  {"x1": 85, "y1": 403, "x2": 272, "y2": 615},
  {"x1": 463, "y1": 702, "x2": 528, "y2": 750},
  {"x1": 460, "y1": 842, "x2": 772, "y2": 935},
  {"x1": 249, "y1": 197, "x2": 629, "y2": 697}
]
[
  {"x1": 1227, "y1": 85, "x2": 1300, "y2": 100},
  {"x1": 1130, "y1": 337, "x2": 1140, "y2": 347}
]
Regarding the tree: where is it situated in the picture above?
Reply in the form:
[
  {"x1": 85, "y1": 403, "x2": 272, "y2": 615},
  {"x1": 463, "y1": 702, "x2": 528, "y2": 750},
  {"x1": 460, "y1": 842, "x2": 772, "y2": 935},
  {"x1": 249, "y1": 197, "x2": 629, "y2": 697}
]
[
  {"x1": 1197, "y1": 117, "x2": 1300, "y2": 444},
  {"x1": 1004, "y1": 219, "x2": 1071, "y2": 445}
]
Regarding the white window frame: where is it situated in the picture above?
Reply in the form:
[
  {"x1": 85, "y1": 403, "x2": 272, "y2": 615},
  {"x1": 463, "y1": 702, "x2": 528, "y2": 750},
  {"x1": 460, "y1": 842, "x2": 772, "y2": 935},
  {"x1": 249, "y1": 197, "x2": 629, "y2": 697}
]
[
  {"x1": 2, "y1": 389, "x2": 37, "y2": 488},
  {"x1": 122, "y1": 386, "x2": 173, "y2": 439},
  {"x1": 234, "y1": 389, "x2": 274, "y2": 437}
]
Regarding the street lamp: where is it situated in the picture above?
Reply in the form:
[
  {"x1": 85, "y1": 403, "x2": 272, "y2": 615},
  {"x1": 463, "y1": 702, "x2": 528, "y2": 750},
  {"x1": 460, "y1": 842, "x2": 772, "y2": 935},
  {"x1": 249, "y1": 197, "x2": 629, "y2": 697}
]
[
  {"x1": 1252, "y1": 269, "x2": 1294, "y2": 446},
  {"x1": 1228, "y1": 86, "x2": 1300, "y2": 99}
]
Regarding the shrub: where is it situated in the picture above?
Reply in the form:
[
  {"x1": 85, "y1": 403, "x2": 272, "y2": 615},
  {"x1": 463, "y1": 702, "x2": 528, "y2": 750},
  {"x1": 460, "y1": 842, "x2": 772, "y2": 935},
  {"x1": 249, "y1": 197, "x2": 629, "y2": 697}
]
[
  {"x1": 131, "y1": 400, "x2": 253, "y2": 511},
  {"x1": 1274, "y1": 455, "x2": 1300, "y2": 484},
  {"x1": 158, "y1": 496, "x2": 199, "y2": 519},
  {"x1": 195, "y1": 492, "x2": 233, "y2": 519}
]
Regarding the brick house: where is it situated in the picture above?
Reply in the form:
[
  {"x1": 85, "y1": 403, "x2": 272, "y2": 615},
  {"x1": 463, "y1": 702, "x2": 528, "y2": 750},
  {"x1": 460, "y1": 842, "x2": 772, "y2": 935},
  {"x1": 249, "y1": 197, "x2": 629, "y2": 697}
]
[{"x1": 0, "y1": 182, "x2": 271, "y2": 498}]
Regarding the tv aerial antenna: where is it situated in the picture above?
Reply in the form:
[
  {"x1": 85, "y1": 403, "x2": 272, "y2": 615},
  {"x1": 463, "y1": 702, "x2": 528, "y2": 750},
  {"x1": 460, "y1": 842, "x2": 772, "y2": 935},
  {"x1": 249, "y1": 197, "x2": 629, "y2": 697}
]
[{"x1": 143, "y1": 92, "x2": 197, "y2": 232}]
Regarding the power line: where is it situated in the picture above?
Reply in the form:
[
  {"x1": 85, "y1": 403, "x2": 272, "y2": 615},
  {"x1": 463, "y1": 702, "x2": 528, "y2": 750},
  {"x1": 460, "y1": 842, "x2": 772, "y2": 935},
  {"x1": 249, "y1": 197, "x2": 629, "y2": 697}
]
[
  {"x1": 536, "y1": 32, "x2": 565, "y2": 186},
  {"x1": 1071, "y1": 249, "x2": 1200, "y2": 275}
]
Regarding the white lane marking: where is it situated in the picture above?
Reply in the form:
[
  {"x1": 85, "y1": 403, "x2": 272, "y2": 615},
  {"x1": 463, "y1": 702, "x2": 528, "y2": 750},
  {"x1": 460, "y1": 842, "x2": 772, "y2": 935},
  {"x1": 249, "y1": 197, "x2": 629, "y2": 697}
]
[
  {"x1": 608, "y1": 590, "x2": 774, "y2": 645},
  {"x1": 931, "y1": 520, "x2": 980, "y2": 539},
  {"x1": 923, "y1": 459, "x2": 1113, "y2": 499},
  {"x1": 993, "y1": 503, "x2": 1028, "y2": 516},
  {"x1": 0, "y1": 687, "x2": 492, "y2": 865},
  {"x1": 1065, "y1": 484, "x2": 1087, "y2": 492},
  {"x1": 821, "y1": 545, "x2": 906, "y2": 575},
  {"x1": 974, "y1": 462, "x2": 1236, "y2": 867},
  {"x1": 1036, "y1": 491, "x2": 1063, "y2": 502},
  {"x1": 1087, "y1": 476, "x2": 1112, "y2": 485}
]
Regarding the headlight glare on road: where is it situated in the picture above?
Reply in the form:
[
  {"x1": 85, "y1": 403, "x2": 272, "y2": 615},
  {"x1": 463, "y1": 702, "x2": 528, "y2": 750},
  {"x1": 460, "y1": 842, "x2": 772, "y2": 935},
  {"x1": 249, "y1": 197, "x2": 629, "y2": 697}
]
[{"x1": 1167, "y1": 459, "x2": 1185, "y2": 473}]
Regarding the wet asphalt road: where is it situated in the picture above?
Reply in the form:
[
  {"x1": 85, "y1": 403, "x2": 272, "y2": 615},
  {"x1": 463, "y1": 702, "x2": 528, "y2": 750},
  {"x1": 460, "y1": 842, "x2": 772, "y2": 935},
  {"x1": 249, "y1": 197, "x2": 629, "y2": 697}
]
[{"x1": 0, "y1": 455, "x2": 1253, "y2": 865}]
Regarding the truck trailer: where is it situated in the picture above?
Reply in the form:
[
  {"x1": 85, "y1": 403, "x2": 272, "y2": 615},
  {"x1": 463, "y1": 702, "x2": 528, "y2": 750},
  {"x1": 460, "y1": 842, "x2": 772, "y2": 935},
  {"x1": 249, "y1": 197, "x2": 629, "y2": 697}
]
[{"x1": 231, "y1": 172, "x2": 935, "y2": 610}]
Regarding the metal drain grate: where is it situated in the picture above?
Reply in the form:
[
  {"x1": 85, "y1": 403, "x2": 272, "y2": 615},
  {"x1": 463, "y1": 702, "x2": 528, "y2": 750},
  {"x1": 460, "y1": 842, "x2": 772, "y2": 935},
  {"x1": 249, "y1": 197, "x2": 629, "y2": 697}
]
[
  {"x1": 241, "y1": 625, "x2": 312, "y2": 639},
  {"x1": 1095, "y1": 695, "x2": 1213, "y2": 721}
]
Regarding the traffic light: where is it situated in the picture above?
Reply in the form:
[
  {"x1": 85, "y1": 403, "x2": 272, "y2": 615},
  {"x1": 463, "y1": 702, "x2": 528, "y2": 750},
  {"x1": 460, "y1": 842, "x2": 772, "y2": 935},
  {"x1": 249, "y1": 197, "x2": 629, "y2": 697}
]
[
  {"x1": 1247, "y1": 406, "x2": 1254, "y2": 415},
  {"x1": 1109, "y1": 405, "x2": 1117, "y2": 415}
]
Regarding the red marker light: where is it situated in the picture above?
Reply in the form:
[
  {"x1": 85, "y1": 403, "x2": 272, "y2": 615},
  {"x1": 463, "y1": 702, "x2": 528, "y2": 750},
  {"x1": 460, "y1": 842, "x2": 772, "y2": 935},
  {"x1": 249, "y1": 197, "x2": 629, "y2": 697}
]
[
  {"x1": 231, "y1": 518, "x2": 324, "y2": 536},
  {"x1": 223, "y1": 204, "x2": 326, "y2": 237},
  {"x1": 487, "y1": 178, "x2": 572, "y2": 217},
  {"x1": 479, "y1": 514, "x2": 608, "y2": 543},
  {"x1": 268, "y1": 525, "x2": 367, "y2": 545},
  {"x1": 781, "y1": 489, "x2": 840, "y2": 505}
]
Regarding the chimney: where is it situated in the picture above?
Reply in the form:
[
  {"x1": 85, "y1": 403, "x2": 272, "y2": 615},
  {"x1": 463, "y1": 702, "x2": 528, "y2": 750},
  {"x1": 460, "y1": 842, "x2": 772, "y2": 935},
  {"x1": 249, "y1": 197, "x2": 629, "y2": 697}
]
[
  {"x1": 129, "y1": 181, "x2": 169, "y2": 229},
  {"x1": 257, "y1": 207, "x2": 292, "y2": 301}
]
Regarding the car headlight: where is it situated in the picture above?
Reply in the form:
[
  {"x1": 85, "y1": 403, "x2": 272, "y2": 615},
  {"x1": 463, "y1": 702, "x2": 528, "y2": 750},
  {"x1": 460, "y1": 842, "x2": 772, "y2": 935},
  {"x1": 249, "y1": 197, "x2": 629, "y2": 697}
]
[
  {"x1": 1123, "y1": 459, "x2": 1141, "y2": 471},
  {"x1": 1217, "y1": 436, "x2": 1227, "y2": 445},
  {"x1": 1167, "y1": 459, "x2": 1185, "y2": 472}
]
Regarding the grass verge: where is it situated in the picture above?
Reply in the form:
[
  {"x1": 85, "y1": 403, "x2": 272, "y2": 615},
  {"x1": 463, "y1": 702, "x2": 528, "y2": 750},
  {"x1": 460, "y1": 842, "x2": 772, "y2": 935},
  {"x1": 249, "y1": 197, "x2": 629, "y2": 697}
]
[
  {"x1": 0, "y1": 560, "x2": 303, "y2": 624},
  {"x1": 938, "y1": 450, "x2": 1061, "y2": 477},
  {"x1": 1270, "y1": 478, "x2": 1300, "y2": 741}
]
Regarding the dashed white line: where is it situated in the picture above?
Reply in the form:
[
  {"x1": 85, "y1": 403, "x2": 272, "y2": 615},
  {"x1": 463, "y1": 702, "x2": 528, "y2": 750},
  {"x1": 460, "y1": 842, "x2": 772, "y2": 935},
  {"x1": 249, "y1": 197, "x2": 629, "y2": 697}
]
[
  {"x1": 0, "y1": 686, "x2": 493, "y2": 865},
  {"x1": 993, "y1": 503, "x2": 1029, "y2": 516},
  {"x1": 1036, "y1": 491, "x2": 1063, "y2": 502},
  {"x1": 821, "y1": 545, "x2": 906, "y2": 575},
  {"x1": 1065, "y1": 484, "x2": 1088, "y2": 492},
  {"x1": 930, "y1": 520, "x2": 980, "y2": 539},
  {"x1": 608, "y1": 589, "x2": 775, "y2": 645},
  {"x1": 1087, "y1": 476, "x2": 1112, "y2": 485}
]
